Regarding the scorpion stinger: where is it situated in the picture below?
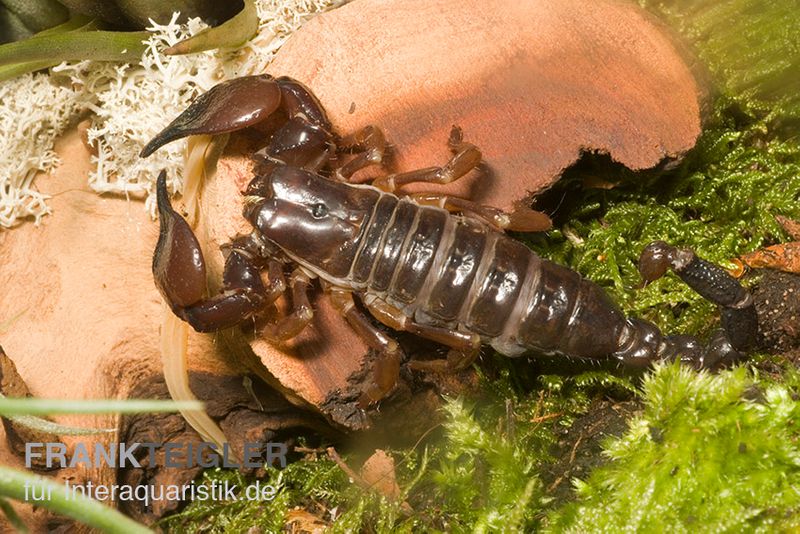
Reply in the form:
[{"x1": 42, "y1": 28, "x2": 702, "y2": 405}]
[{"x1": 638, "y1": 241, "x2": 758, "y2": 369}]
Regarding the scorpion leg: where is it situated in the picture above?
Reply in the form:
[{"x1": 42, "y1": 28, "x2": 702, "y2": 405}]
[
  {"x1": 329, "y1": 289, "x2": 402, "y2": 407},
  {"x1": 335, "y1": 125, "x2": 388, "y2": 180},
  {"x1": 153, "y1": 171, "x2": 280, "y2": 332},
  {"x1": 409, "y1": 193, "x2": 552, "y2": 232},
  {"x1": 370, "y1": 126, "x2": 551, "y2": 232},
  {"x1": 365, "y1": 298, "x2": 482, "y2": 373},
  {"x1": 371, "y1": 126, "x2": 482, "y2": 192},
  {"x1": 261, "y1": 268, "x2": 314, "y2": 341},
  {"x1": 617, "y1": 241, "x2": 758, "y2": 369},
  {"x1": 407, "y1": 347, "x2": 480, "y2": 373}
]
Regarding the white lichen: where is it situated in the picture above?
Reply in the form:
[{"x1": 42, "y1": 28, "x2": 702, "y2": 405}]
[
  {"x1": 0, "y1": 0, "x2": 339, "y2": 228},
  {"x1": 0, "y1": 72, "x2": 85, "y2": 226}
]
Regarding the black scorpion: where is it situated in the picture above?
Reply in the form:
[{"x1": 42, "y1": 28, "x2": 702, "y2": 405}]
[{"x1": 141, "y1": 75, "x2": 758, "y2": 407}]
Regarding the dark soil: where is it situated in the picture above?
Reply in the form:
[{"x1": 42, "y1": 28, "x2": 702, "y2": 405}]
[
  {"x1": 751, "y1": 269, "x2": 800, "y2": 355},
  {"x1": 541, "y1": 399, "x2": 641, "y2": 503}
]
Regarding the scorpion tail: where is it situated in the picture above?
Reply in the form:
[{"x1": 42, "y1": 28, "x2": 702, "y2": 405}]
[{"x1": 615, "y1": 241, "x2": 757, "y2": 370}]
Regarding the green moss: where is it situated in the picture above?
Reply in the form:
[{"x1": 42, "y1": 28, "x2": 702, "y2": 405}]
[
  {"x1": 158, "y1": 458, "x2": 354, "y2": 532},
  {"x1": 157, "y1": 469, "x2": 285, "y2": 532},
  {"x1": 160, "y1": 371, "x2": 622, "y2": 532},
  {"x1": 412, "y1": 397, "x2": 543, "y2": 532},
  {"x1": 641, "y1": 0, "x2": 800, "y2": 121},
  {"x1": 526, "y1": 0, "x2": 800, "y2": 337},
  {"x1": 536, "y1": 3, "x2": 800, "y2": 524},
  {"x1": 533, "y1": 107, "x2": 800, "y2": 335},
  {"x1": 547, "y1": 363, "x2": 800, "y2": 532}
]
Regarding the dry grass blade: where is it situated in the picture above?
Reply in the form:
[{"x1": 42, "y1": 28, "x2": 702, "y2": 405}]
[
  {"x1": 160, "y1": 306, "x2": 230, "y2": 456},
  {"x1": 158, "y1": 132, "x2": 232, "y2": 456}
]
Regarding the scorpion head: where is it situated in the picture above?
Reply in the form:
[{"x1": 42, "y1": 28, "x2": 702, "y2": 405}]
[{"x1": 243, "y1": 166, "x2": 380, "y2": 280}]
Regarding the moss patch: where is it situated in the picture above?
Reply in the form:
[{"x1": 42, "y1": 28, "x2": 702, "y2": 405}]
[{"x1": 548, "y1": 364, "x2": 800, "y2": 532}]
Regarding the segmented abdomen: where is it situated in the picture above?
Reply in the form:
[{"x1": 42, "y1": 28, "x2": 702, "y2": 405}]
[{"x1": 350, "y1": 192, "x2": 626, "y2": 359}]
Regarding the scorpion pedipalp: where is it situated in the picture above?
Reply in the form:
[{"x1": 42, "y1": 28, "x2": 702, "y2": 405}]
[
  {"x1": 141, "y1": 75, "x2": 283, "y2": 158},
  {"x1": 140, "y1": 74, "x2": 339, "y2": 173},
  {"x1": 152, "y1": 170, "x2": 207, "y2": 311},
  {"x1": 153, "y1": 172, "x2": 280, "y2": 332}
]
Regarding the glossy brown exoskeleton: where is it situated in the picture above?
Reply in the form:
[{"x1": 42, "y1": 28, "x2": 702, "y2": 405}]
[{"x1": 142, "y1": 75, "x2": 758, "y2": 408}]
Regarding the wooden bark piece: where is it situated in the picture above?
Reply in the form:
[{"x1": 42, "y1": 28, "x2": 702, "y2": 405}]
[
  {"x1": 360, "y1": 449, "x2": 401, "y2": 501},
  {"x1": 0, "y1": 128, "x2": 160, "y2": 529},
  {"x1": 0, "y1": 347, "x2": 60, "y2": 470},
  {"x1": 204, "y1": 0, "x2": 704, "y2": 428},
  {"x1": 0, "y1": 129, "x2": 325, "y2": 526}
]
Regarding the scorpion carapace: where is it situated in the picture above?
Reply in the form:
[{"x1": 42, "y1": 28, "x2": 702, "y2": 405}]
[{"x1": 143, "y1": 74, "x2": 758, "y2": 408}]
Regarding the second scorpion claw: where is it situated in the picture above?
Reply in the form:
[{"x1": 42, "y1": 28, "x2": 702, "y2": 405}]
[
  {"x1": 153, "y1": 171, "x2": 281, "y2": 332},
  {"x1": 153, "y1": 170, "x2": 207, "y2": 314}
]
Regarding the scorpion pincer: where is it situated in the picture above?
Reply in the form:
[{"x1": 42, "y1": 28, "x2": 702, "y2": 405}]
[{"x1": 142, "y1": 75, "x2": 759, "y2": 408}]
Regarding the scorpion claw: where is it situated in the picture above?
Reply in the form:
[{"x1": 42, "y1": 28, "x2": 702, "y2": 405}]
[
  {"x1": 154, "y1": 172, "x2": 279, "y2": 331},
  {"x1": 153, "y1": 171, "x2": 207, "y2": 317},
  {"x1": 140, "y1": 75, "x2": 282, "y2": 157}
]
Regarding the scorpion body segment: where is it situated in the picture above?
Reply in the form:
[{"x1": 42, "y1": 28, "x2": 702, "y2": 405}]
[
  {"x1": 244, "y1": 167, "x2": 627, "y2": 360},
  {"x1": 145, "y1": 75, "x2": 758, "y2": 408},
  {"x1": 238, "y1": 168, "x2": 755, "y2": 371}
]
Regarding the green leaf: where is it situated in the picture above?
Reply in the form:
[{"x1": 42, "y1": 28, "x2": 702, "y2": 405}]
[
  {"x1": 0, "y1": 17, "x2": 98, "y2": 81},
  {"x1": 0, "y1": 0, "x2": 68, "y2": 33},
  {"x1": 0, "y1": 496, "x2": 28, "y2": 533},
  {"x1": 0, "y1": 59, "x2": 57, "y2": 81},
  {"x1": 0, "y1": 3, "x2": 32, "y2": 42},
  {"x1": 5, "y1": 414, "x2": 115, "y2": 436},
  {"x1": 0, "y1": 29, "x2": 148, "y2": 67},
  {"x1": 164, "y1": 0, "x2": 258, "y2": 55}
]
